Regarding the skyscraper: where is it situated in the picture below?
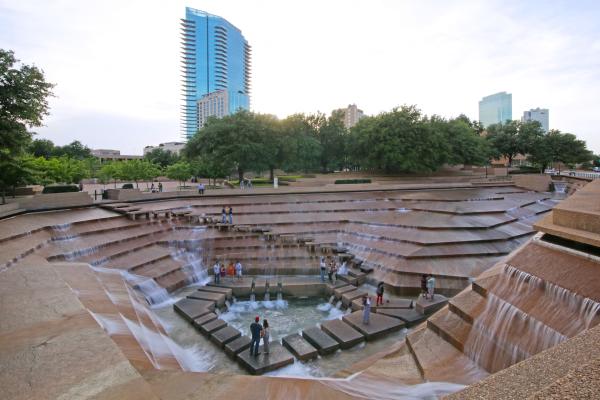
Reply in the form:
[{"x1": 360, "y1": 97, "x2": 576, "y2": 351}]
[
  {"x1": 522, "y1": 108, "x2": 549, "y2": 132},
  {"x1": 180, "y1": 8, "x2": 251, "y2": 138},
  {"x1": 478, "y1": 92, "x2": 512, "y2": 127}
]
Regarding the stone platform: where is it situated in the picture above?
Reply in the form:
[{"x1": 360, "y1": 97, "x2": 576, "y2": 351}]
[
  {"x1": 282, "y1": 333, "x2": 319, "y2": 361},
  {"x1": 237, "y1": 343, "x2": 295, "y2": 375},
  {"x1": 302, "y1": 326, "x2": 340, "y2": 355},
  {"x1": 342, "y1": 311, "x2": 405, "y2": 340},
  {"x1": 320, "y1": 319, "x2": 365, "y2": 349}
]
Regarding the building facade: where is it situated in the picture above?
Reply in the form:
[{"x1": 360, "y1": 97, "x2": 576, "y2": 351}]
[
  {"x1": 522, "y1": 108, "x2": 549, "y2": 132},
  {"x1": 143, "y1": 142, "x2": 186, "y2": 156},
  {"x1": 180, "y1": 8, "x2": 251, "y2": 138},
  {"x1": 479, "y1": 92, "x2": 512, "y2": 127},
  {"x1": 197, "y1": 90, "x2": 229, "y2": 128},
  {"x1": 91, "y1": 149, "x2": 142, "y2": 163},
  {"x1": 337, "y1": 104, "x2": 364, "y2": 129}
]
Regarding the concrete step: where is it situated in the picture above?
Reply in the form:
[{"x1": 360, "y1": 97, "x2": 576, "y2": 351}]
[
  {"x1": 282, "y1": 333, "x2": 318, "y2": 361},
  {"x1": 224, "y1": 336, "x2": 252, "y2": 358},
  {"x1": 210, "y1": 326, "x2": 241, "y2": 348},
  {"x1": 342, "y1": 310, "x2": 405, "y2": 340},
  {"x1": 301, "y1": 326, "x2": 340, "y2": 355},
  {"x1": 173, "y1": 298, "x2": 215, "y2": 322},
  {"x1": 320, "y1": 319, "x2": 365, "y2": 349},
  {"x1": 237, "y1": 343, "x2": 294, "y2": 375}
]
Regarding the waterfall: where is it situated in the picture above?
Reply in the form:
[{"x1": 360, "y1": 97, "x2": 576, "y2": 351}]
[
  {"x1": 264, "y1": 292, "x2": 270, "y2": 301},
  {"x1": 338, "y1": 261, "x2": 348, "y2": 275},
  {"x1": 250, "y1": 293, "x2": 256, "y2": 302},
  {"x1": 329, "y1": 295, "x2": 336, "y2": 304},
  {"x1": 123, "y1": 271, "x2": 172, "y2": 306},
  {"x1": 335, "y1": 300, "x2": 342, "y2": 309}
]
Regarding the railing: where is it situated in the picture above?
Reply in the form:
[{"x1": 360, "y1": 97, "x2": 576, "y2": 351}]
[{"x1": 545, "y1": 170, "x2": 600, "y2": 180}]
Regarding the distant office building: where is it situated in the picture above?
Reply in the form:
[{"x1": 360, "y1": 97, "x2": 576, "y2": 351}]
[
  {"x1": 91, "y1": 149, "x2": 142, "y2": 163},
  {"x1": 143, "y1": 142, "x2": 186, "y2": 156},
  {"x1": 479, "y1": 92, "x2": 512, "y2": 127},
  {"x1": 180, "y1": 7, "x2": 251, "y2": 138},
  {"x1": 337, "y1": 104, "x2": 364, "y2": 129},
  {"x1": 522, "y1": 108, "x2": 549, "y2": 132},
  {"x1": 197, "y1": 90, "x2": 229, "y2": 128}
]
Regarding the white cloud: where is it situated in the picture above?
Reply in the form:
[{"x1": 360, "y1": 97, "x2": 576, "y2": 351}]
[{"x1": 1, "y1": 0, "x2": 599, "y2": 154}]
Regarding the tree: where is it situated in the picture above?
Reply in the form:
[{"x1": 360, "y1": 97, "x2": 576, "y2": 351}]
[
  {"x1": 431, "y1": 116, "x2": 490, "y2": 166},
  {"x1": 166, "y1": 162, "x2": 192, "y2": 189},
  {"x1": 28, "y1": 138, "x2": 56, "y2": 158},
  {"x1": 144, "y1": 148, "x2": 179, "y2": 168},
  {"x1": 184, "y1": 110, "x2": 270, "y2": 182},
  {"x1": 529, "y1": 130, "x2": 592, "y2": 173},
  {"x1": 0, "y1": 156, "x2": 36, "y2": 203},
  {"x1": 118, "y1": 159, "x2": 160, "y2": 189},
  {"x1": 280, "y1": 114, "x2": 321, "y2": 173},
  {"x1": 310, "y1": 111, "x2": 347, "y2": 172},
  {"x1": 0, "y1": 49, "x2": 54, "y2": 163},
  {"x1": 348, "y1": 105, "x2": 448, "y2": 173},
  {"x1": 485, "y1": 121, "x2": 544, "y2": 166},
  {"x1": 53, "y1": 140, "x2": 92, "y2": 159}
]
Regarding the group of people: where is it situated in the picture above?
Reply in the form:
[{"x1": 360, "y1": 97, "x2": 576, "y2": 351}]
[
  {"x1": 319, "y1": 256, "x2": 345, "y2": 284},
  {"x1": 421, "y1": 274, "x2": 436, "y2": 300},
  {"x1": 221, "y1": 206, "x2": 233, "y2": 224},
  {"x1": 149, "y1": 182, "x2": 163, "y2": 193},
  {"x1": 249, "y1": 316, "x2": 270, "y2": 356},
  {"x1": 212, "y1": 260, "x2": 243, "y2": 284},
  {"x1": 240, "y1": 179, "x2": 253, "y2": 189}
]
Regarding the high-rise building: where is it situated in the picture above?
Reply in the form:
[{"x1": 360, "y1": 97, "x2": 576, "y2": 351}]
[
  {"x1": 478, "y1": 92, "x2": 512, "y2": 127},
  {"x1": 180, "y1": 8, "x2": 251, "y2": 138},
  {"x1": 336, "y1": 104, "x2": 364, "y2": 129},
  {"x1": 522, "y1": 108, "x2": 549, "y2": 132},
  {"x1": 197, "y1": 90, "x2": 229, "y2": 128}
]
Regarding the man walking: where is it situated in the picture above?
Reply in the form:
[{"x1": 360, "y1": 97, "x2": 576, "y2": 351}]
[
  {"x1": 376, "y1": 281, "x2": 385, "y2": 306},
  {"x1": 228, "y1": 206, "x2": 233, "y2": 224},
  {"x1": 250, "y1": 316, "x2": 263, "y2": 356}
]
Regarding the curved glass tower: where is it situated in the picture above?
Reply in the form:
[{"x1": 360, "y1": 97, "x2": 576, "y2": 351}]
[{"x1": 180, "y1": 8, "x2": 251, "y2": 138}]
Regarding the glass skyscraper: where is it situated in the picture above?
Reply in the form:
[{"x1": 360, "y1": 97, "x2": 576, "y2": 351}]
[
  {"x1": 522, "y1": 108, "x2": 549, "y2": 132},
  {"x1": 180, "y1": 8, "x2": 251, "y2": 138},
  {"x1": 478, "y1": 92, "x2": 512, "y2": 128}
]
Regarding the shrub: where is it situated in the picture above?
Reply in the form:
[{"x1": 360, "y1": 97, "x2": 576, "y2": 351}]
[
  {"x1": 334, "y1": 179, "x2": 371, "y2": 184},
  {"x1": 42, "y1": 185, "x2": 80, "y2": 194},
  {"x1": 122, "y1": 183, "x2": 134, "y2": 189}
]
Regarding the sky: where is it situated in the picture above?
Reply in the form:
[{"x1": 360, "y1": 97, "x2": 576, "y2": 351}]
[{"x1": 1, "y1": 0, "x2": 599, "y2": 155}]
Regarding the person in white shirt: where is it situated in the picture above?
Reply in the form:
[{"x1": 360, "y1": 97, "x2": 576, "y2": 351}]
[
  {"x1": 427, "y1": 275, "x2": 436, "y2": 300},
  {"x1": 213, "y1": 261, "x2": 221, "y2": 284},
  {"x1": 235, "y1": 260, "x2": 243, "y2": 280}
]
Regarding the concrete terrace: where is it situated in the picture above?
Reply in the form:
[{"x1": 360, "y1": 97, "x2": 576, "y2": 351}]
[{"x1": 5, "y1": 177, "x2": 600, "y2": 399}]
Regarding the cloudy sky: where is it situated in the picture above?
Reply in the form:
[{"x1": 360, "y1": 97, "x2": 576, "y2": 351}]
[{"x1": 1, "y1": 0, "x2": 599, "y2": 155}]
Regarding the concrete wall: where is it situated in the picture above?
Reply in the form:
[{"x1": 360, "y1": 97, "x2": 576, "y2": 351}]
[
  {"x1": 18, "y1": 192, "x2": 93, "y2": 211},
  {"x1": 513, "y1": 174, "x2": 551, "y2": 192},
  {"x1": 105, "y1": 189, "x2": 202, "y2": 202}
]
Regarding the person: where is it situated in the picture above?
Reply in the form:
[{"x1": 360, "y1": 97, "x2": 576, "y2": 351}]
[
  {"x1": 262, "y1": 319, "x2": 270, "y2": 354},
  {"x1": 158, "y1": 182, "x2": 163, "y2": 192},
  {"x1": 362, "y1": 294, "x2": 371, "y2": 325},
  {"x1": 228, "y1": 206, "x2": 233, "y2": 224},
  {"x1": 221, "y1": 207, "x2": 227, "y2": 224},
  {"x1": 247, "y1": 179, "x2": 253, "y2": 189},
  {"x1": 240, "y1": 180, "x2": 245, "y2": 189},
  {"x1": 327, "y1": 260, "x2": 334, "y2": 283},
  {"x1": 197, "y1": 183, "x2": 202, "y2": 194},
  {"x1": 249, "y1": 316, "x2": 263, "y2": 356},
  {"x1": 427, "y1": 275, "x2": 436, "y2": 300},
  {"x1": 199, "y1": 183, "x2": 205, "y2": 195},
  {"x1": 150, "y1": 183, "x2": 155, "y2": 192},
  {"x1": 79, "y1": 182, "x2": 84, "y2": 192},
  {"x1": 376, "y1": 281, "x2": 385, "y2": 306},
  {"x1": 421, "y1": 274, "x2": 428, "y2": 299},
  {"x1": 235, "y1": 260, "x2": 243, "y2": 280},
  {"x1": 220, "y1": 263, "x2": 226, "y2": 280},
  {"x1": 213, "y1": 261, "x2": 221, "y2": 284},
  {"x1": 227, "y1": 262, "x2": 235, "y2": 282},
  {"x1": 319, "y1": 256, "x2": 326, "y2": 282}
]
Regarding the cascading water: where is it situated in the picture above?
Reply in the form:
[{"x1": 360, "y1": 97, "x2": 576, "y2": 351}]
[
  {"x1": 123, "y1": 271, "x2": 172, "y2": 306},
  {"x1": 464, "y1": 264, "x2": 600, "y2": 372}
]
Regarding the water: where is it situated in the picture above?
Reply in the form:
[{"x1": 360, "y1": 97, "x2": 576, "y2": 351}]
[{"x1": 123, "y1": 271, "x2": 172, "y2": 306}]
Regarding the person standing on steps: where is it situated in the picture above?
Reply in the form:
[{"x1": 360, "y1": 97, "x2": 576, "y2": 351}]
[
  {"x1": 213, "y1": 260, "x2": 221, "y2": 284},
  {"x1": 376, "y1": 281, "x2": 385, "y2": 306},
  {"x1": 427, "y1": 274, "x2": 436, "y2": 301},
  {"x1": 362, "y1": 294, "x2": 371, "y2": 325},
  {"x1": 220, "y1": 263, "x2": 226, "y2": 281},
  {"x1": 221, "y1": 206, "x2": 227, "y2": 224},
  {"x1": 227, "y1": 261, "x2": 235, "y2": 282},
  {"x1": 262, "y1": 319, "x2": 270, "y2": 354},
  {"x1": 249, "y1": 316, "x2": 263, "y2": 356},
  {"x1": 235, "y1": 260, "x2": 243, "y2": 280},
  {"x1": 421, "y1": 274, "x2": 428, "y2": 299},
  {"x1": 158, "y1": 182, "x2": 163, "y2": 192},
  {"x1": 319, "y1": 256, "x2": 326, "y2": 282},
  {"x1": 228, "y1": 206, "x2": 233, "y2": 224}
]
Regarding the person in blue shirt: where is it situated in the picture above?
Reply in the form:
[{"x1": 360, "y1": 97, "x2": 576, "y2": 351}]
[{"x1": 249, "y1": 316, "x2": 263, "y2": 356}]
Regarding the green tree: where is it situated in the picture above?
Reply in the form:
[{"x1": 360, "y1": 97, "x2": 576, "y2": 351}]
[
  {"x1": 485, "y1": 121, "x2": 544, "y2": 166},
  {"x1": 348, "y1": 105, "x2": 448, "y2": 173},
  {"x1": 53, "y1": 140, "x2": 92, "y2": 159},
  {"x1": 28, "y1": 138, "x2": 56, "y2": 158},
  {"x1": 431, "y1": 116, "x2": 490, "y2": 166},
  {"x1": 0, "y1": 156, "x2": 36, "y2": 203},
  {"x1": 118, "y1": 159, "x2": 159, "y2": 189},
  {"x1": 311, "y1": 110, "x2": 347, "y2": 172},
  {"x1": 280, "y1": 114, "x2": 321, "y2": 173},
  {"x1": 529, "y1": 130, "x2": 592, "y2": 173},
  {"x1": 185, "y1": 110, "x2": 270, "y2": 182},
  {"x1": 166, "y1": 161, "x2": 192, "y2": 189},
  {"x1": 0, "y1": 49, "x2": 54, "y2": 202},
  {"x1": 144, "y1": 148, "x2": 179, "y2": 168}
]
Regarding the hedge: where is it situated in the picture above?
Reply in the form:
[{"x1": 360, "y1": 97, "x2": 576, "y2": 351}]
[
  {"x1": 42, "y1": 185, "x2": 80, "y2": 194},
  {"x1": 334, "y1": 179, "x2": 372, "y2": 184},
  {"x1": 122, "y1": 183, "x2": 134, "y2": 189}
]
